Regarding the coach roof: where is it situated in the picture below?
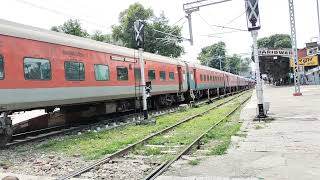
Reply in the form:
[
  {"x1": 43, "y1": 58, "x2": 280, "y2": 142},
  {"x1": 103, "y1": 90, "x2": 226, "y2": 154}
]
[{"x1": 0, "y1": 19, "x2": 183, "y2": 66}]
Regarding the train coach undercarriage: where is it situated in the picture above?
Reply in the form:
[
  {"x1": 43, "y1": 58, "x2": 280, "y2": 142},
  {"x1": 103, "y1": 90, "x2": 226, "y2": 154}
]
[{"x1": 0, "y1": 85, "x2": 252, "y2": 147}]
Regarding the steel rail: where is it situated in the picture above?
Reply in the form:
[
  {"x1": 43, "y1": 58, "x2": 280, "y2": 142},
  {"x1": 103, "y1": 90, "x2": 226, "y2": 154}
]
[
  {"x1": 5, "y1": 104, "x2": 184, "y2": 148},
  {"x1": 58, "y1": 90, "x2": 249, "y2": 180},
  {"x1": 5, "y1": 90, "x2": 241, "y2": 148},
  {"x1": 144, "y1": 94, "x2": 251, "y2": 180}
]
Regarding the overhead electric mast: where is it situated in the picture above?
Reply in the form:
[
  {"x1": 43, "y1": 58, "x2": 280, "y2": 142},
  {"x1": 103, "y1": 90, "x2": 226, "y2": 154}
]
[
  {"x1": 288, "y1": 0, "x2": 302, "y2": 96},
  {"x1": 183, "y1": 0, "x2": 232, "y2": 45}
]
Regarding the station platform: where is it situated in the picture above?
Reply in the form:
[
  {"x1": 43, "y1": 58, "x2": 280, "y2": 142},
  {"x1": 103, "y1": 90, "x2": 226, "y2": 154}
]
[{"x1": 158, "y1": 85, "x2": 320, "y2": 180}]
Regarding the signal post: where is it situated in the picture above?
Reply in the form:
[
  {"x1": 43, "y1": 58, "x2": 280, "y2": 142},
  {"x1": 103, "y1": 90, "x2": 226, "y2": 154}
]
[
  {"x1": 134, "y1": 20, "x2": 149, "y2": 120},
  {"x1": 245, "y1": 0, "x2": 267, "y2": 118}
]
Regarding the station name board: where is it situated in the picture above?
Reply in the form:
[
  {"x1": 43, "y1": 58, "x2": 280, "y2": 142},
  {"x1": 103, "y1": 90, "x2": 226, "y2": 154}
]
[
  {"x1": 258, "y1": 49, "x2": 292, "y2": 57},
  {"x1": 290, "y1": 56, "x2": 319, "y2": 67}
]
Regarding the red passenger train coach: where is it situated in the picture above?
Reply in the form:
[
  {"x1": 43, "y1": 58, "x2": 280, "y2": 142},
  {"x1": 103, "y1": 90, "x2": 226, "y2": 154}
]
[{"x1": 0, "y1": 19, "x2": 254, "y2": 145}]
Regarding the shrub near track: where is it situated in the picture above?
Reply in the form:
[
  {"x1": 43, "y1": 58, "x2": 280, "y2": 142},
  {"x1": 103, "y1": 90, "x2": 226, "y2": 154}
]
[{"x1": 39, "y1": 92, "x2": 251, "y2": 160}]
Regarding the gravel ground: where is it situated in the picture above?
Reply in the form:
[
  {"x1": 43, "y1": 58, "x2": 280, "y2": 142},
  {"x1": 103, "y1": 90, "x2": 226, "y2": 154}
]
[
  {"x1": 0, "y1": 141, "x2": 93, "y2": 178},
  {"x1": 80, "y1": 156, "x2": 159, "y2": 180}
]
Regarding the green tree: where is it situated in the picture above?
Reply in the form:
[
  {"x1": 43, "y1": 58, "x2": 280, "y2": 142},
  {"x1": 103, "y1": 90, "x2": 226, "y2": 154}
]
[
  {"x1": 51, "y1": 19, "x2": 89, "y2": 37},
  {"x1": 198, "y1": 42, "x2": 251, "y2": 75},
  {"x1": 92, "y1": 31, "x2": 124, "y2": 46},
  {"x1": 239, "y1": 57, "x2": 251, "y2": 74},
  {"x1": 112, "y1": 3, "x2": 153, "y2": 48},
  {"x1": 197, "y1": 42, "x2": 226, "y2": 70},
  {"x1": 225, "y1": 54, "x2": 241, "y2": 74},
  {"x1": 258, "y1": 34, "x2": 291, "y2": 48},
  {"x1": 91, "y1": 30, "x2": 108, "y2": 42},
  {"x1": 225, "y1": 55, "x2": 251, "y2": 75},
  {"x1": 112, "y1": 3, "x2": 184, "y2": 57},
  {"x1": 144, "y1": 13, "x2": 184, "y2": 57}
]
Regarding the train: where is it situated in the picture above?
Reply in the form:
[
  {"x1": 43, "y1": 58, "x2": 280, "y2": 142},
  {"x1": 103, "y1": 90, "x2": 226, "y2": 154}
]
[{"x1": 0, "y1": 19, "x2": 254, "y2": 146}]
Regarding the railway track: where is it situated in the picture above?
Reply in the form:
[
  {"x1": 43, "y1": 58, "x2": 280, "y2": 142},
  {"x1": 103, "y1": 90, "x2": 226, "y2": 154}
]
[
  {"x1": 57, "y1": 90, "x2": 251, "y2": 180},
  {"x1": 5, "y1": 105, "x2": 181, "y2": 148},
  {"x1": 4, "y1": 91, "x2": 238, "y2": 148}
]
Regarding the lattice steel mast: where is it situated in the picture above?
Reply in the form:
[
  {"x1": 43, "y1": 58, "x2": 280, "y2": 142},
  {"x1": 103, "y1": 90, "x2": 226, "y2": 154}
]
[
  {"x1": 288, "y1": 0, "x2": 302, "y2": 96},
  {"x1": 183, "y1": 0, "x2": 232, "y2": 45}
]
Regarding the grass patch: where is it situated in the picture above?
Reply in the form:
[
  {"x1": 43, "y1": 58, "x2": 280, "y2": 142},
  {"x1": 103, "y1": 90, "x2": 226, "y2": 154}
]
[
  {"x1": 205, "y1": 104, "x2": 246, "y2": 156},
  {"x1": 188, "y1": 159, "x2": 200, "y2": 166},
  {"x1": 209, "y1": 140, "x2": 230, "y2": 155},
  {"x1": 144, "y1": 147, "x2": 161, "y2": 156},
  {"x1": 254, "y1": 125, "x2": 263, "y2": 130},
  {"x1": 139, "y1": 93, "x2": 251, "y2": 159},
  {"x1": 38, "y1": 92, "x2": 246, "y2": 160}
]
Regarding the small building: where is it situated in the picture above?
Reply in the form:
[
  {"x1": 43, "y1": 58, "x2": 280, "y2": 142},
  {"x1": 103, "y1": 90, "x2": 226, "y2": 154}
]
[{"x1": 306, "y1": 66, "x2": 320, "y2": 85}]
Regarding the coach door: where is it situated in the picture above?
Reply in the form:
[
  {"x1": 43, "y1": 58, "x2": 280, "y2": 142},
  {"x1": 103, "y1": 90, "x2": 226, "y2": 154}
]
[
  {"x1": 191, "y1": 69, "x2": 197, "y2": 89},
  {"x1": 177, "y1": 66, "x2": 183, "y2": 91}
]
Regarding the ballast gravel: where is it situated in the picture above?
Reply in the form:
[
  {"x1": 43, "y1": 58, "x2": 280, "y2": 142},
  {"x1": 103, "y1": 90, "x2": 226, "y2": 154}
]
[
  {"x1": 0, "y1": 143, "x2": 159, "y2": 179},
  {"x1": 0, "y1": 144, "x2": 93, "y2": 177}
]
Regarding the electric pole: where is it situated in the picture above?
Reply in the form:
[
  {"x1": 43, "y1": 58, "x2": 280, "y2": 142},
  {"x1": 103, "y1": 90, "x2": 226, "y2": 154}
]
[
  {"x1": 134, "y1": 20, "x2": 149, "y2": 120},
  {"x1": 183, "y1": 0, "x2": 232, "y2": 45},
  {"x1": 245, "y1": 0, "x2": 266, "y2": 118},
  {"x1": 288, "y1": 0, "x2": 302, "y2": 96},
  {"x1": 218, "y1": 55, "x2": 223, "y2": 70}
]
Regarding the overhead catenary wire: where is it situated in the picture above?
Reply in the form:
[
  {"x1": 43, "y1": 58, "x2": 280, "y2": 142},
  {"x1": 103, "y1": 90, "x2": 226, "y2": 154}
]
[
  {"x1": 201, "y1": 10, "x2": 247, "y2": 37},
  {"x1": 170, "y1": 16, "x2": 186, "y2": 27},
  {"x1": 224, "y1": 11, "x2": 246, "y2": 26},
  {"x1": 152, "y1": 29, "x2": 189, "y2": 41},
  {"x1": 203, "y1": 30, "x2": 247, "y2": 37},
  {"x1": 195, "y1": 12, "x2": 221, "y2": 38},
  {"x1": 14, "y1": 0, "x2": 112, "y2": 30},
  {"x1": 156, "y1": 20, "x2": 188, "y2": 44},
  {"x1": 211, "y1": 24, "x2": 247, "y2": 31}
]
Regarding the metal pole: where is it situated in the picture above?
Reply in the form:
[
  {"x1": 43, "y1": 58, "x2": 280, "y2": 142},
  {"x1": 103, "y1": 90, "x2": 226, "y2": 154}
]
[
  {"x1": 251, "y1": 30, "x2": 266, "y2": 118},
  {"x1": 187, "y1": 13, "x2": 194, "y2": 45},
  {"x1": 138, "y1": 48, "x2": 148, "y2": 119},
  {"x1": 317, "y1": 0, "x2": 320, "y2": 42},
  {"x1": 288, "y1": 0, "x2": 302, "y2": 96}
]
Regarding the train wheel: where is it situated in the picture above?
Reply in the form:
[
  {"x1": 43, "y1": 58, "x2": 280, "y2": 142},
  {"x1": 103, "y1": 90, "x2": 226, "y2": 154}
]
[
  {"x1": 0, "y1": 128, "x2": 12, "y2": 147},
  {"x1": 0, "y1": 114, "x2": 12, "y2": 147},
  {"x1": 0, "y1": 134, "x2": 9, "y2": 147}
]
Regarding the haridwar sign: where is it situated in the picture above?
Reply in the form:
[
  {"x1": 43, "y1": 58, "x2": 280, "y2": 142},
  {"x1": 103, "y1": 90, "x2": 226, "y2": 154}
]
[{"x1": 258, "y1": 49, "x2": 292, "y2": 57}]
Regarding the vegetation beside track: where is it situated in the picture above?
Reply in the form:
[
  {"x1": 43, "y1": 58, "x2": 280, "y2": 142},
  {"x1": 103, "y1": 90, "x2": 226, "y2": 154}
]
[
  {"x1": 132, "y1": 92, "x2": 251, "y2": 162},
  {"x1": 204, "y1": 109, "x2": 243, "y2": 156},
  {"x1": 39, "y1": 91, "x2": 251, "y2": 160}
]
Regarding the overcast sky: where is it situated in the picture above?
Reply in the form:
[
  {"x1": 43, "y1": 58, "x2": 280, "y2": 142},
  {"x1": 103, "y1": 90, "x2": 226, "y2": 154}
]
[{"x1": 1, "y1": 0, "x2": 319, "y2": 62}]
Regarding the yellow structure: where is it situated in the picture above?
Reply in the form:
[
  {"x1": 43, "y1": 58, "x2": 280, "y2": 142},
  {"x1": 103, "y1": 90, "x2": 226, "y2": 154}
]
[{"x1": 290, "y1": 56, "x2": 319, "y2": 67}]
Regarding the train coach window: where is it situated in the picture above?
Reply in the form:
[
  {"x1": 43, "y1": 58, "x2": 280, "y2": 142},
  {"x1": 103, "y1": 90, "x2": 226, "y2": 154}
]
[
  {"x1": 200, "y1": 74, "x2": 203, "y2": 81},
  {"x1": 160, "y1": 71, "x2": 166, "y2": 81},
  {"x1": 117, "y1": 66, "x2": 128, "y2": 81},
  {"x1": 24, "y1": 58, "x2": 51, "y2": 80},
  {"x1": 134, "y1": 68, "x2": 141, "y2": 80},
  {"x1": 204, "y1": 74, "x2": 206, "y2": 81},
  {"x1": 0, "y1": 56, "x2": 3, "y2": 80},
  {"x1": 169, "y1": 72, "x2": 175, "y2": 80},
  {"x1": 148, "y1": 70, "x2": 156, "y2": 81},
  {"x1": 65, "y1": 61, "x2": 85, "y2": 81},
  {"x1": 94, "y1": 64, "x2": 109, "y2": 81}
]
